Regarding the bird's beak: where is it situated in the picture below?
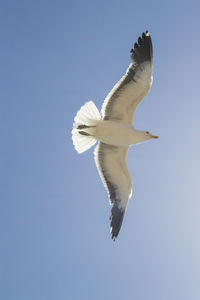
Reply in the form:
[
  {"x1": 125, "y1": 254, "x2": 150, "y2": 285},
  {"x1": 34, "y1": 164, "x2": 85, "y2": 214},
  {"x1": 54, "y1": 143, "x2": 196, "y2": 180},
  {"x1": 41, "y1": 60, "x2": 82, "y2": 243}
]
[{"x1": 151, "y1": 135, "x2": 159, "y2": 139}]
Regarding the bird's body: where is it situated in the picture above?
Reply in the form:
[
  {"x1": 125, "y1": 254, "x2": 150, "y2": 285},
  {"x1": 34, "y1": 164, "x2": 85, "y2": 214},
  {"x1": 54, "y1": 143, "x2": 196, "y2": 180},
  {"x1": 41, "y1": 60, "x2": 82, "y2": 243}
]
[
  {"x1": 83, "y1": 120, "x2": 153, "y2": 146},
  {"x1": 72, "y1": 31, "x2": 158, "y2": 240}
]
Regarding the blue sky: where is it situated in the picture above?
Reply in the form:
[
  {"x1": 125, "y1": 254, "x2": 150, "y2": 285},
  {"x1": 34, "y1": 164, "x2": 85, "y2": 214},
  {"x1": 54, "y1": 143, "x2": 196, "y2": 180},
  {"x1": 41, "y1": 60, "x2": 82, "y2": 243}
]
[{"x1": 1, "y1": 0, "x2": 200, "y2": 299}]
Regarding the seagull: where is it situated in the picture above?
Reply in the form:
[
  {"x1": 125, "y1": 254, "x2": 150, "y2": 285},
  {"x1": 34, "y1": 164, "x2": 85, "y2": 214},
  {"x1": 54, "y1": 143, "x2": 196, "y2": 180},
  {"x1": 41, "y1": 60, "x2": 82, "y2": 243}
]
[{"x1": 72, "y1": 31, "x2": 158, "y2": 240}]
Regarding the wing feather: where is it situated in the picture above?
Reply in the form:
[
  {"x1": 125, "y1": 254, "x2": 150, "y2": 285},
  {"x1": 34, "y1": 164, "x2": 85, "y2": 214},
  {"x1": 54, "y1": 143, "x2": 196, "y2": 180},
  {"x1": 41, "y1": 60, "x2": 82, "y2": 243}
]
[
  {"x1": 94, "y1": 143, "x2": 132, "y2": 239},
  {"x1": 101, "y1": 31, "x2": 153, "y2": 125}
]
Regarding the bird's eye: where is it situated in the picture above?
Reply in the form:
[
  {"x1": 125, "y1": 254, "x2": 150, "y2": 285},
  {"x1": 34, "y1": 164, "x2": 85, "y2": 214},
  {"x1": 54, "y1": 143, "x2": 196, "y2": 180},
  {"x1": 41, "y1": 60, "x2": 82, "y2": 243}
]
[{"x1": 146, "y1": 131, "x2": 150, "y2": 134}]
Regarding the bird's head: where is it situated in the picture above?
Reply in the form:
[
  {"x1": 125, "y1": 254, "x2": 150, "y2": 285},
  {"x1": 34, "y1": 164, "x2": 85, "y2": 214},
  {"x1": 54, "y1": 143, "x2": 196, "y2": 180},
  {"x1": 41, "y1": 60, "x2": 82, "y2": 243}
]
[
  {"x1": 144, "y1": 131, "x2": 159, "y2": 140},
  {"x1": 133, "y1": 130, "x2": 159, "y2": 144}
]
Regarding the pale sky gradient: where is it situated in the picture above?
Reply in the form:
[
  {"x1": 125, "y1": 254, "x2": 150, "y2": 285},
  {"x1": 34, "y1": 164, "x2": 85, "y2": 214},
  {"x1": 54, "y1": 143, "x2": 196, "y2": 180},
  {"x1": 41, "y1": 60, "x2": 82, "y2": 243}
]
[{"x1": 1, "y1": 0, "x2": 200, "y2": 299}]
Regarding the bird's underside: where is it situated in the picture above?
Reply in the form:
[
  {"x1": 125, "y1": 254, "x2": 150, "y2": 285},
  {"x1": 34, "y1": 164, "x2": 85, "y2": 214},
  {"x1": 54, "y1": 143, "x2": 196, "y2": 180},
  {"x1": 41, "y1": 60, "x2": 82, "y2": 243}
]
[{"x1": 72, "y1": 31, "x2": 154, "y2": 240}]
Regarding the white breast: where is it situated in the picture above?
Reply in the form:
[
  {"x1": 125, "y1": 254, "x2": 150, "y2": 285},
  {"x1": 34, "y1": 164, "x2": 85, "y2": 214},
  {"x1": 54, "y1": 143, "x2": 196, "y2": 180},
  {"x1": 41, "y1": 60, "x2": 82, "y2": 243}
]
[{"x1": 94, "y1": 121, "x2": 136, "y2": 146}]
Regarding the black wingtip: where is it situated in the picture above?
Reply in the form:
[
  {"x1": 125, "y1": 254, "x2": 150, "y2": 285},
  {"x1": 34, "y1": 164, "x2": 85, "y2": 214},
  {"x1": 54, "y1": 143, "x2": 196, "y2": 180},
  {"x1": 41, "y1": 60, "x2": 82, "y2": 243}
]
[
  {"x1": 110, "y1": 203, "x2": 125, "y2": 240},
  {"x1": 130, "y1": 30, "x2": 153, "y2": 65}
]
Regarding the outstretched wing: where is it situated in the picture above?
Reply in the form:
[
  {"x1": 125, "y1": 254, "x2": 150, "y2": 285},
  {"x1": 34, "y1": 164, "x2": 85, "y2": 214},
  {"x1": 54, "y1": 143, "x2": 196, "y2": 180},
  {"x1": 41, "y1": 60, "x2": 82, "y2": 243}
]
[
  {"x1": 101, "y1": 31, "x2": 153, "y2": 125},
  {"x1": 94, "y1": 143, "x2": 132, "y2": 240}
]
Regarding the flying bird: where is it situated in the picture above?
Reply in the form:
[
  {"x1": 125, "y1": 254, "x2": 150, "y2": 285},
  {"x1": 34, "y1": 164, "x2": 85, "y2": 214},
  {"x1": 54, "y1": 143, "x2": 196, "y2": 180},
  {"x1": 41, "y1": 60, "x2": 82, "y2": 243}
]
[{"x1": 72, "y1": 31, "x2": 158, "y2": 240}]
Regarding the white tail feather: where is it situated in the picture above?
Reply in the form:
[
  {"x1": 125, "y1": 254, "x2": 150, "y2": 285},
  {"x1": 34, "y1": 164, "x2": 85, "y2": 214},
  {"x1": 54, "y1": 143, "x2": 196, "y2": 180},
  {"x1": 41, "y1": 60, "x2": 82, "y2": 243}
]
[{"x1": 72, "y1": 101, "x2": 101, "y2": 154}]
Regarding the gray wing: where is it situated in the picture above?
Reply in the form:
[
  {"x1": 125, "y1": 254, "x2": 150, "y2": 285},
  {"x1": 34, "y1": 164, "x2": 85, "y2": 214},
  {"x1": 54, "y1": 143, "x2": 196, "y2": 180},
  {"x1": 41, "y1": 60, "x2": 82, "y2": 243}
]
[
  {"x1": 94, "y1": 143, "x2": 132, "y2": 240},
  {"x1": 101, "y1": 31, "x2": 153, "y2": 125}
]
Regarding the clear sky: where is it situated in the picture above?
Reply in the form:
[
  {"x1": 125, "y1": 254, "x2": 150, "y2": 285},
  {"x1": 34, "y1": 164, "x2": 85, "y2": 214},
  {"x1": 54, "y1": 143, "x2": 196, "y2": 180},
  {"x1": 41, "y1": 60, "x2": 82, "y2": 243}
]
[{"x1": 1, "y1": 0, "x2": 200, "y2": 299}]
